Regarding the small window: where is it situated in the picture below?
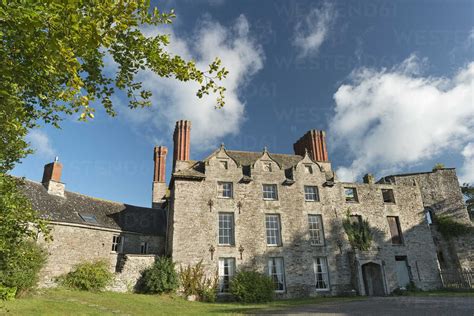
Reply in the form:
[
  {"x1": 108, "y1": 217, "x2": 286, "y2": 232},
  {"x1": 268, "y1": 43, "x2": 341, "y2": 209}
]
[
  {"x1": 308, "y1": 215, "x2": 325, "y2": 245},
  {"x1": 220, "y1": 160, "x2": 228, "y2": 170},
  {"x1": 265, "y1": 214, "x2": 281, "y2": 246},
  {"x1": 112, "y1": 235, "x2": 123, "y2": 252},
  {"x1": 425, "y1": 208, "x2": 433, "y2": 225},
  {"x1": 263, "y1": 184, "x2": 278, "y2": 200},
  {"x1": 344, "y1": 187, "x2": 358, "y2": 202},
  {"x1": 304, "y1": 186, "x2": 320, "y2": 201},
  {"x1": 263, "y1": 162, "x2": 272, "y2": 172},
  {"x1": 218, "y1": 182, "x2": 233, "y2": 198},
  {"x1": 218, "y1": 258, "x2": 235, "y2": 293},
  {"x1": 387, "y1": 216, "x2": 403, "y2": 245},
  {"x1": 382, "y1": 189, "x2": 395, "y2": 203},
  {"x1": 79, "y1": 213, "x2": 98, "y2": 224},
  {"x1": 140, "y1": 242, "x2": 148, "y2": 254},
  {"x1": 304, "y1": 164, "x2": 313, "y2": 174},
  {"x1": 268, "y1": 257, "x2": 285, "y2": 292},
  {"x1": 218, "y1": 213, "x2": 235, "y2": 245},
  {"x1": 313, "y1": 257, "x2": 330, "y2": 290}
]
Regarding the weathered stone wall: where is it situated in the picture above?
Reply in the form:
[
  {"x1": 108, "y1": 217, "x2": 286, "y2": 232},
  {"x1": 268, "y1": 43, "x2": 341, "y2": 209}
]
[
  {"x1": 38, "y1": 223, "x2": 164, "y2": 289},
  {"x1": 109, "y1": 254, "x2": 157, "y2": 292},
  {"x1": 388, "y1": 169, "x2": 474, "y2": 272},
  {"x1": 169, "y1": 148, "x2": 442, "y2": 298}
]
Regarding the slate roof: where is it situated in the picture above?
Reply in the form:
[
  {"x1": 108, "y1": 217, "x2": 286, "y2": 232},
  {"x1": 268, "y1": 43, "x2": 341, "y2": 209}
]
[
  {"x1": 20, "y1": 179, "x2": 166, "y2": 236},
  {"x1": 226, "y1": 150, "x2": 303, "y2": 169}
]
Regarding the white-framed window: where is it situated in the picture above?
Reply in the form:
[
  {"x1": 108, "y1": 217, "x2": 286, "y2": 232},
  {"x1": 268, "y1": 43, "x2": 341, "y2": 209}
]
[
  {"x1": 304, "y1": 164, "x2": 313, "y2": 174},
  {"x1": 220, "y1": 160, "x2": 228, "y2": 170},
  {"x1": 218, "y1": 213, "x2": 235, "y2": 245},
  {"x1": 304, "y1": 186, "x2": 319, "y2": 201},
  {"x1": 112, "y1": 235, "x2": 123, "y2": 252},
  {"x1": 218, "y1": 182, "x2": 233, "y2": 198},
  {"x1": 140, "y1": 242, "x2": 148, "y2": 254},
  {"x1": 313, "y1": 257, "x2": 330, "y2": 290},
  {"x1": 308, "y1": 214, "x2": 324, "y2": 245},
  {"x1": 265, "y1": 214, "x2": 281, "y2": 246},
  {"x1": 263, "y1": 184, "x2": 278, "y2": 200},
  {"x1": 268, "y1": 257, "x2": 285, "y2": 292},
  {"x1": 263, "y1": 162, "x2": 272, "y2": 172},
  {"x1": 218, "y1": 257, "x2": 235, "y2": 293}
]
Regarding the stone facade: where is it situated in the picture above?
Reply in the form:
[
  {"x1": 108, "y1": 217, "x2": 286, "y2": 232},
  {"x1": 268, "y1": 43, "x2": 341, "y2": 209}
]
[
  {"x1": 38, "y1": 222, "x2": 164, "y2": 290},
  {"x1": 167, "y1": 146, "x2": 444, "y2": 298}
]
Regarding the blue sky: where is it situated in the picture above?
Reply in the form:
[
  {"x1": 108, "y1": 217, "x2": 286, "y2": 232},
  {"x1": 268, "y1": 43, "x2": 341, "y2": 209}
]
[{"x1": 13, "y1": 0, "x2": 474, "y2": 207}]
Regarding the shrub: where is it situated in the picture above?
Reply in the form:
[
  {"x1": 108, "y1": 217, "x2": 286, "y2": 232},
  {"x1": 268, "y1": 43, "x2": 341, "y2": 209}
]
[
  {"x1": 342, "y1": 213, "x2": 373, "y2": 251},
  {"x1": 0, "y1": 240, "x2": 46, "y2": 296},
  {"x1": 140, "y1": 257, "x2": 179, "y2": 294},
  {"x1": 435, "y1": 215, "x2": 471, "y2": 239},
  {"x1": 230, "y1": 270, "x2": 274, "y2": 303},
  {"x1": 179, "y1": 260, "x2": 218, "y2": 302},
  {"x1": 0, "y1": 285, "x2": 16, "y2": 301},
  {"x1": 58, "y1": 260, "x2": 113, "y2": 291}
]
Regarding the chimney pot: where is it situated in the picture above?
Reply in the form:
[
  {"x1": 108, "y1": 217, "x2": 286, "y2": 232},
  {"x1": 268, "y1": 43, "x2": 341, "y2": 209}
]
[{"x1": 42, "y1": 161, "x2": 65, "y2": 197}]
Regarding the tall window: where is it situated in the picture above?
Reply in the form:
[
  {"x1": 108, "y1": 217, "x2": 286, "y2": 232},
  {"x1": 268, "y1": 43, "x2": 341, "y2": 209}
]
[
  {"x1": 313, "y1": 257, "x2": 330, "y2": 290},
  {"x1": 140, "y1": 242, "x2": 148, "y2": 254},
  {"x1": 304, "y1": 186, "x2": 320, "y2": 201},
  {"x1": 263, "y1": 184, "x2": 278, "y2": 200},
  {"x1": 308, "y1": 215, "x2": 324, "y2": 245},
  {"x1": 344, "y1": 187, "x2": 358, "y2": 202},
  {"x1": 265, "y1": 214, "x2": 281, "y2": 246},
  {"x1": 218, "y1": 258, "x2": 235, "y2": 293},
  {"x1": 268, "y1": 257, "x2": 285, "y2": 292},
  {"x1": 387, "y1": 216, "x2": 403, "y2": 245},
  {"x1": 218, "y1": 213, "x2": 235, "y2": 245},
  {"x1": 382, "y1": 189, "x2": 395, "y2": 203},
  {"x1": 112, "y1": 235, "x2": 123, "y2": 252},
  {"x1": 218, "y1": 182, "x2": 233, "y2": 198}
]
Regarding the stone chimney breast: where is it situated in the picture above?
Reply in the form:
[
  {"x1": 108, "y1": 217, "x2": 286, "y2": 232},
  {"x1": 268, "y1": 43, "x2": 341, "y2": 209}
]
[{"x1": 42, "y1": 160, "x2": 65, "y2": 197}]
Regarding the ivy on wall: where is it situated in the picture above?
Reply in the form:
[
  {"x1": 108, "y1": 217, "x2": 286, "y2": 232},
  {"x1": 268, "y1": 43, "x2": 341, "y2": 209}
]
[
  {"x1": 435, "y1": 215, "x2": 472, "y2": 239},
  {"x1": 342, "y1": 212, "x2": 374, "y2": 251}
]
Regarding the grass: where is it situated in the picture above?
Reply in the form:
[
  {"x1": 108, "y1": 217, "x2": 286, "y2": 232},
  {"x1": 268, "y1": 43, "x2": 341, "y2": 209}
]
[{"x1": 0, "y1": 289, "x2": 364, "y2": 315}]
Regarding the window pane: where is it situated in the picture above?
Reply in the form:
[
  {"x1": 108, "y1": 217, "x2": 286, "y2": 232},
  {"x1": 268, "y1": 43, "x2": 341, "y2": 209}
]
[
  {"x1": 304, "y1": 186, "x2": 319, "y2": 201},
  {"x1": 313, "y1": 257, "x2": 329, "y2": 289},
  {"x1": 308, "y1": 215, "x2": 324, "y2": 245},
  {"x1": 219, "y1": 213, "x2": 234, "y2": 245},
  {"x1": 382, "y1": 189, "x2": 395, "y2": 203},
  {"x1": 268, "y1": 257, "x2": 285, "y2": 291},
  {"x1": 263, "y1": 184, "x2": 278, "y2": 200},
  {"x1": 265, "y1": 215, "x2": 281, "y2": 245},
  {"x1": 218, "y1": 182, "x2": 233, "y2": 198},
  {"x1": 219, "y1": 258, "x2": 235, "y2": 293},
  {"x1": 345, "y1": 188, "x2": 358, "y2": 202}
]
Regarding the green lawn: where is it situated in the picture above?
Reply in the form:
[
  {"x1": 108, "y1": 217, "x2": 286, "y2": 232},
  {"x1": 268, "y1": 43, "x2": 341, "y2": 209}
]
[{"x1": 0, "y1": 289, "x2": 364, "y2": 315}]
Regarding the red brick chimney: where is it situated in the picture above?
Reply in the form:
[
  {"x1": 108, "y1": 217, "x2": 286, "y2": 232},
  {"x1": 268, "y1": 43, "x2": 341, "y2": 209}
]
[
  {"x1": 293, "y1": 130, "x2": 328, "y2": 162},
  {"x1": 172, "y1": 120, "x2": 191, "y2": 171},
  {"x1": 42, "y1": 158, "x2": 65, "y2": 197},
  {"x1": 152, "y1": 146, "x2": 168, "y2": 208}
]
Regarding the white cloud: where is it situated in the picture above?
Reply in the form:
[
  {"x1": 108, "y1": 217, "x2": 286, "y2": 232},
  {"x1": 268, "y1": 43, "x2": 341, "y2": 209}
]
[
  {"x1": 293, "y1": 2, "x2": 336, "y2": 58},
  {"x1": 26, "y1": 130, "x2": 56, "y2": 159},
  {"x1": 330, "y1": 55, "x2": 474, "y2": 182},
  {"x1": 117, "y1": 15, "x2": 264, "y2": 151},
  {"x1": 460, "y1": 143, "x2": 474, "y2": 184}
]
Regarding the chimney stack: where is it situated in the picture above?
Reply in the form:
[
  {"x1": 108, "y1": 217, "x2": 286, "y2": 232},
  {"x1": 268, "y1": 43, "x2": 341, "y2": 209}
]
[
  {"x1": 42, "y1": 159, "x2": 65, "y2": 197},
  {"x1": 152, "y1": 146, "x2": 168, "y2": 208},
  {"x1": 172, "y1": 120, "x2": 191, "y2": 171},
  {"x1": 293, "y1": 130, "x2": 328, "y2": 162}
]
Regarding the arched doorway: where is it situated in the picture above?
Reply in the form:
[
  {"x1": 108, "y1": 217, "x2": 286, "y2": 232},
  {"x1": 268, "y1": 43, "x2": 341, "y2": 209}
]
[{"x1": 361, "y1": 262, "x2": 385, "y2": 296}]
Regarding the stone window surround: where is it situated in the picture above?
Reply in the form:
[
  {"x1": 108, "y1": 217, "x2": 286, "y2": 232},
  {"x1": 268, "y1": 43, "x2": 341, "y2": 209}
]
[
  {"x1": 262, "y1": 183, "x2": 278, "y2": 201},
  {"x1": 304, "y1": 185, "x2": 320, "y2": 202},
  {"x1": 382, "y1": 188, "x2": 396, "y2": 204},
  {"x1": 344, "y1": 187, "x2": 359, "y2": 203},
  {"x1": 265, "y1": 214, "x2": 282, "y2": 246},
  {"x1": 218, "y1": 212, "x2": 235, "y2": 246},
  {"x1": 217, "y1": 181, "x2": 233, "y2": 199},
  {"x1": 387, "y1": 215, "x2": 404, "y2": 246},
  {"x1": 308, "y1": 214, "x2": 325, "y2": 246}
]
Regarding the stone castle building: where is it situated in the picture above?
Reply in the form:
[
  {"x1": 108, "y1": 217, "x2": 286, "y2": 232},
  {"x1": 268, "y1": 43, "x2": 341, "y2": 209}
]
[{"x1": 23, "y1": 120, "x2": 472, "y2": 296}]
